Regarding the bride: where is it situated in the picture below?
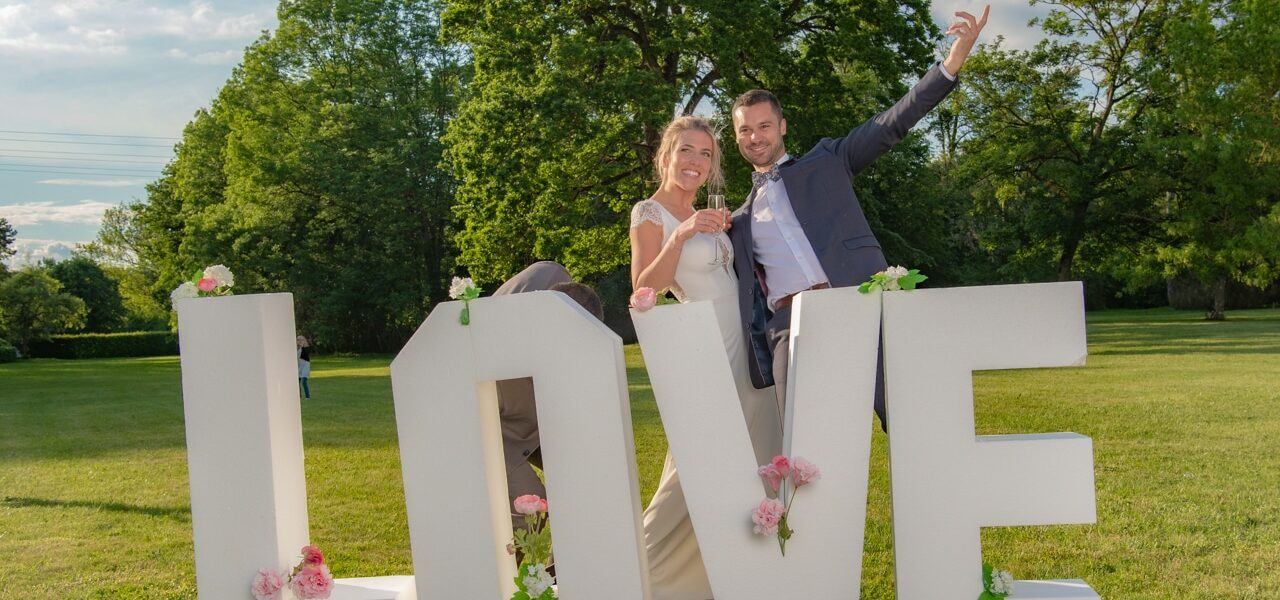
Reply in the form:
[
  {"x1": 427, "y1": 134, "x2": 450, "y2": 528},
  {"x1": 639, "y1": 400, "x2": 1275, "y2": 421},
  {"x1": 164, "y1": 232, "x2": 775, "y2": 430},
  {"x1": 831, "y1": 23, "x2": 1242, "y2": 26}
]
[{"x1": 629, "y1": 115, "x2": 782, "y2": 600}]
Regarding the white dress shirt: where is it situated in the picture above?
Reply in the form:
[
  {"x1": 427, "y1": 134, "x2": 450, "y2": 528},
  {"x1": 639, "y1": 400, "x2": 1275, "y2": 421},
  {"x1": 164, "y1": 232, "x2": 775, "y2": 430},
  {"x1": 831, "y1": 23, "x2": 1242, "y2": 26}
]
[{"x1": 750, "y1": 154, "x2": 830, "y2": 310}]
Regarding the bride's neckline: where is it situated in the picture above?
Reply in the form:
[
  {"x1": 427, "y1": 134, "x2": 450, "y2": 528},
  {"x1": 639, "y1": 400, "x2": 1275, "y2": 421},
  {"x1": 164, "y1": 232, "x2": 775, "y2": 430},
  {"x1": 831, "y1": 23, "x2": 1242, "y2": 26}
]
[{"x1": 649, "y1": 197, "x2": 694, "y2": 221}]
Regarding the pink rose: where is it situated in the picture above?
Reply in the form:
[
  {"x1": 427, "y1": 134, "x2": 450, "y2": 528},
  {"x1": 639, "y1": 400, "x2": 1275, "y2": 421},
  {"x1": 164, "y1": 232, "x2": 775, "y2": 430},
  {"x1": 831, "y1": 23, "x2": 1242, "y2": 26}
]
[
  {"x1": 251, "y1": 569, "x2": 286, "y2": 600},
  {"x1": 506, "y1": 542, "x2": 517, "y2": 556},
  {"x1": 792, "y1": 457, "x2": 821, "y2": 487},
  {"x1": 630, "y1": 287, "x2": 657, "y2": 312},
  {"x1": 290, "y1": 563, "x2": 334, "y2": 599},
  {"x1": 770, "y1": 455, "x2": 791, "y2": 478},
  {"x1": 301, "y1": 544, "x2": 325, "y2": 565},
  {"x1": 197, "y1": 277, "x2": 217, "y2": 292},
  {"x1": 758, "y1": 463, "x2": 783, "y2": 494},
  {"x1": 513, "y1": 494, "x2": 548, "y2": 515},
  {"x1": 752, "y1": 498, "x2": 786, "y2": 536}
]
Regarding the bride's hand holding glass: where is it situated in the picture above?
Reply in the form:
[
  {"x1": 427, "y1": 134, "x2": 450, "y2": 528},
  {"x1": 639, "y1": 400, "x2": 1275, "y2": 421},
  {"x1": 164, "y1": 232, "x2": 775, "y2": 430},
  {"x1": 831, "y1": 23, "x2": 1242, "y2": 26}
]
[{"x1": 674, "y1": 208, "x2": 728, "y2": 242}]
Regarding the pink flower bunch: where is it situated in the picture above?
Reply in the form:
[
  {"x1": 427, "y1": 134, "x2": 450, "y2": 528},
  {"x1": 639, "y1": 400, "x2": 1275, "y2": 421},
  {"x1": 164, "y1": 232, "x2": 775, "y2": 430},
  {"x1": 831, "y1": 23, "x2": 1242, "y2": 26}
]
[
  {"x1": 252, "y1": 544, "x2": 335, "y2": 600},
  {"x1": 513, "y1": 494, "x2": 549, "y2": 515},
  {"x1": 751, "y1": 455, "x2": 821, "y2": 556},
  {"x1": 630, "y1": 287, "x2": 657, "y2": 312}
]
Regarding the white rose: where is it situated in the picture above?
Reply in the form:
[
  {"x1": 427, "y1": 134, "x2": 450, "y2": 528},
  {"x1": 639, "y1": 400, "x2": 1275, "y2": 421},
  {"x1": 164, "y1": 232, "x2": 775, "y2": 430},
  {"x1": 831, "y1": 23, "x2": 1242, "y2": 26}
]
[
  {"x1": 522, "y1": 563, "x2": 554, "y2": 597},
  {"x1": 991, "y1": 569, "x2": 1015, "y2": 595},
  {"x1": 449, "y1": 276, "x2": 474, "y2": 299},
  {"x1": 883, "y1": 278, "x2": 901, "y2": 291},
  {"x1": 170, "y1": 282, "x2": 198, "y2": 301},
  {"x1": 203, "y1": 264, "x2": 234, "y2": 288},
  {"x1": 886, "y1": 265, "x2": 909, "y2": 278}
]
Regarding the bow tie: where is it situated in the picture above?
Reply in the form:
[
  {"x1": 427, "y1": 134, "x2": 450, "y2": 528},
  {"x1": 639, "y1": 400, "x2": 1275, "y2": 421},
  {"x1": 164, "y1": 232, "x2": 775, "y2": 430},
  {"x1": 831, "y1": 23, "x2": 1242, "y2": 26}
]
[{"x1": 750, "y1": 165, "x2": 782, "y2": 190}]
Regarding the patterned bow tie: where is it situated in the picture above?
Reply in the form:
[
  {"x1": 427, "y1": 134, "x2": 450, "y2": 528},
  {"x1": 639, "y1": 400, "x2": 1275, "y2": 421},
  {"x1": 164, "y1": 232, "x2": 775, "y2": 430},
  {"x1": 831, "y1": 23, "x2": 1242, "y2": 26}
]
[{"x1": 750, "y1": 165, "x2": 782, "y2": 190}]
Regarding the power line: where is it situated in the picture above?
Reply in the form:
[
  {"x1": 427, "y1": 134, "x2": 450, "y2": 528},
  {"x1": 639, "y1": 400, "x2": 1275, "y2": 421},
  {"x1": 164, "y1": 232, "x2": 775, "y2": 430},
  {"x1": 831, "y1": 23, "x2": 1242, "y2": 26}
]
[
  {"x1": 0, "y1": 137, "x2": 174, "y2": 149},
  {"x1": 0, "y1": 129, "x2": 179, "y2": 141},
  {"x1": 0, "y1": 165, "x2": 160, "y2": 177},
  {"x1": 0, "y1": 147, "x2": 172, "y2": 159},
  {"x1": 0, "y1": 153, "x2": 166, "y2": 165}
]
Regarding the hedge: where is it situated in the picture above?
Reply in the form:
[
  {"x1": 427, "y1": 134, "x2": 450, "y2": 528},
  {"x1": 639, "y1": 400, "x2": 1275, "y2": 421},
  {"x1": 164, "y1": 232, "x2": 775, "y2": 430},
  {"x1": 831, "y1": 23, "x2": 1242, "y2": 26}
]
[
  {"x1": 0, "y1": 338, "x2": 16, "y2": 363},
  {"x1": 28, "y1": 331, "x2": 178, "y2": 359}
]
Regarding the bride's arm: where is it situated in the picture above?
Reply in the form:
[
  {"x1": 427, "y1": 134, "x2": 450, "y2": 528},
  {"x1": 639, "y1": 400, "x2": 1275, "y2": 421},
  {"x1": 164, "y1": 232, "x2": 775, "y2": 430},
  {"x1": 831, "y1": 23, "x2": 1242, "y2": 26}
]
[{"x1": 630, "y1": 220, "x2": 687, "y2": 291}]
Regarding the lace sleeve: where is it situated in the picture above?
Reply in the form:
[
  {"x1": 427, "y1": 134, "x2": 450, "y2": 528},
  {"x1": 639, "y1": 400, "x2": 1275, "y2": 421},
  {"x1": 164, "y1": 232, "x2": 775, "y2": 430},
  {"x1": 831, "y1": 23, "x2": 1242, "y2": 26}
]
[{"x1": 630, "y1": 200, "x2": 664, "y2": 229}]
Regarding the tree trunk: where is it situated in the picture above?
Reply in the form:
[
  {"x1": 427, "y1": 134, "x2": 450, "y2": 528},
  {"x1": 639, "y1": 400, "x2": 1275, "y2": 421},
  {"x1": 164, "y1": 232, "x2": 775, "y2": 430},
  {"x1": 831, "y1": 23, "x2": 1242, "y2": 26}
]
[{"x1": 1206, "y1": 276, "x2": 1227, "y2": 320}]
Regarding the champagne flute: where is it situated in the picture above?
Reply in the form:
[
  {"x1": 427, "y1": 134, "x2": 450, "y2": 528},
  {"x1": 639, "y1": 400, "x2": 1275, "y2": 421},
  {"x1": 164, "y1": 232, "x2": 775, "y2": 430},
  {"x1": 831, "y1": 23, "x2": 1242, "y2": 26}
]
[{"x1": 706, "y1": 192, "x2": 729, "y2": 266}]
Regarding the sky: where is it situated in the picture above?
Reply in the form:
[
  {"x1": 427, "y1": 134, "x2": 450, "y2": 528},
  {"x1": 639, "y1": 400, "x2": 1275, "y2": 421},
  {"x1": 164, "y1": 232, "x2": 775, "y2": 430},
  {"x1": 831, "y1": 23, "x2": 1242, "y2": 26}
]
[{"x1": 0, "y1": 0, "x2": 1051, "y2": 268}]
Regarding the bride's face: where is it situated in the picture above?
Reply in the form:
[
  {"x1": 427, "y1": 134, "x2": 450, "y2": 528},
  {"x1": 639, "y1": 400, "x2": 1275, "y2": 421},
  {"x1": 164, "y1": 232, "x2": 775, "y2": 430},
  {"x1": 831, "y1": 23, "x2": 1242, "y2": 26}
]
[{"x1": 661, "y1": 129, "x2": 715, "y2": 193}]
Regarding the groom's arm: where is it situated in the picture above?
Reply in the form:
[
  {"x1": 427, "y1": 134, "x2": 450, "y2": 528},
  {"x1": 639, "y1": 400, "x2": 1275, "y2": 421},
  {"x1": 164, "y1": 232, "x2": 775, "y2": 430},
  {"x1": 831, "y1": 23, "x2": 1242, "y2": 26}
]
[{"x1": 825, "y1": 5, "x2": 990, "y2": 176}]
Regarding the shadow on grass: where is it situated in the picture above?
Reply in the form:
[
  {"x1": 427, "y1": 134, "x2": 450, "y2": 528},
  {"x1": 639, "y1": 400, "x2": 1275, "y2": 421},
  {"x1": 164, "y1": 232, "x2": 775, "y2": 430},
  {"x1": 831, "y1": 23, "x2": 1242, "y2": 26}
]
[{"x1": 3, "y1": 495, "x2": 191, "y2": 521}]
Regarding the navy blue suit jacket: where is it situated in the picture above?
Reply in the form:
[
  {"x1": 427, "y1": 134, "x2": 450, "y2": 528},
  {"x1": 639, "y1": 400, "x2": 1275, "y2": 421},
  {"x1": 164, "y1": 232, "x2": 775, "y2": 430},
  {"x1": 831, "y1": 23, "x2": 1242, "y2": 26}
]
[{"x1": 729, "y1": 65, "x2": 958, "y2": 388}]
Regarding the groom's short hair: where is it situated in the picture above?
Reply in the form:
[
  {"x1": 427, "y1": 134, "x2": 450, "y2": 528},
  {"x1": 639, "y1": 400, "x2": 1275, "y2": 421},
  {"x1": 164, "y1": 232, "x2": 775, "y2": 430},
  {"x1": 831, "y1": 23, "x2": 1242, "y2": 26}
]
[
  {"x1": 732, "y1": 89, "x2": 783, "y2": 119},
  {"x1": 550, "y1": 282, "x2": 604, "y2": 322}
]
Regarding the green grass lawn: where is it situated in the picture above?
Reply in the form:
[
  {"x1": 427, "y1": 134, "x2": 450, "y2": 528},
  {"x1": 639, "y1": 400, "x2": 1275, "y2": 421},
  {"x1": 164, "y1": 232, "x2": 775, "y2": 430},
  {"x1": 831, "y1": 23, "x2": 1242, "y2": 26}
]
[{"x1": 1, "y1": 307, "x2": 1277, "y2": 599}]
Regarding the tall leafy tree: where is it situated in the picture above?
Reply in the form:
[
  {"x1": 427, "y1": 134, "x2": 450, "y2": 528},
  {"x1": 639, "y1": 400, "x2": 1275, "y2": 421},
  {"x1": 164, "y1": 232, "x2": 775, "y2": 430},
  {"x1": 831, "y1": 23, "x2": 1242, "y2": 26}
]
[
  {"x1": 1143, "y1": 0, "x2": 1280, "y2": 318},
  {"x1": 0, "y1": 269, "x2": 86, "y2": 355},
  {"x1": 442, "y1": 0, "x2": 940, "y2": 284},
  {"x1": 126, "y1": 0, "x2": 467, "y2": 350},
  {"x1": 0, "y1": 217, "x2": 15, "y2": 276},
  {"x1": 949, "y1": 0, "x2": 1169, "y2": 284},
  {"x1": 46, "y1": 256, "x2": 127, "y2": 332}
]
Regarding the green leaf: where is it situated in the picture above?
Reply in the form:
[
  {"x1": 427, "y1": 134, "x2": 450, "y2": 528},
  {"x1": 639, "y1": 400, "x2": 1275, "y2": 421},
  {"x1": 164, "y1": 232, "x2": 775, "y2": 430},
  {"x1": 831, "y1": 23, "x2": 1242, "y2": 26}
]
[{"x1": 858, "y1": 281, "x2": 875, "y2": 294}]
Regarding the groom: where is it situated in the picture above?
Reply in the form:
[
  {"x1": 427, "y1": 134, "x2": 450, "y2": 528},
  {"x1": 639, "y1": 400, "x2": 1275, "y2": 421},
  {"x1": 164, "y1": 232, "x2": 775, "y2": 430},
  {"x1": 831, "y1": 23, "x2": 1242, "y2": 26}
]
[{"x1": 728, "y1": 7, "x2": 990, "y2": 429}]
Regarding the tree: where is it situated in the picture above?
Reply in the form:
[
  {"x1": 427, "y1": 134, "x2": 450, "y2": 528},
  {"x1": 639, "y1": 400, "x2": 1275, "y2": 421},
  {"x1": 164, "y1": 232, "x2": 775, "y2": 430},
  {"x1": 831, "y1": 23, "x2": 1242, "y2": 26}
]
[
  {"x1": 0, "y1": 269, "x2": 86, "y2": 355},
  {"x1": 81, "y1": 202, "x2": 170, "y2": 329},
  {"x1": 442, "y1": 0, "x2": 941, "y2": 284},
  {"x1": 47, "y1": 255, "x2": 127, "y2": 332},
  {"x1": 948, "y1": 0, "x2": 1169, "y2": 285},
  {"x1": 0, "y1": 217, "x2": 15, "y2": 276},
  {"x1": 1142, "y1": 0, "x2": 1280, "y2": 319},
  {"x1": 125, "y1": 0, "x2": 467, "y2": 350}
]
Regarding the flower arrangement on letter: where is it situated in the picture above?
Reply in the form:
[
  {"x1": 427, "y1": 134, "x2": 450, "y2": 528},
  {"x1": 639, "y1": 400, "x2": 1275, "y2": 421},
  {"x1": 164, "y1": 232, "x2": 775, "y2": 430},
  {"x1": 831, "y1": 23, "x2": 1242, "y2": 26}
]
[
  {"x1": 751, "y1": 455, "x2": 821, "y2": 556},
  {"x1": 629, "y1": 287, "x2": 657, "y2": 312},
  {"x1": 857, "y1": 265, "x2": 926, "y2": 293},
  {"x1": 509, "y1": 494, "x2": 556, "y2": 600},
  {"x1": 170, "y1": 264, "x2": 234, "y2": 303},
  {"x1": 449, "y1": 276, "x2": 482, "y2": 325},
  {"x1": 979, "y1": 563, "x2": 1015, "y2": 600},
  {"x1": 251, "y1": 544, "x2": 334, "y2": 600}
]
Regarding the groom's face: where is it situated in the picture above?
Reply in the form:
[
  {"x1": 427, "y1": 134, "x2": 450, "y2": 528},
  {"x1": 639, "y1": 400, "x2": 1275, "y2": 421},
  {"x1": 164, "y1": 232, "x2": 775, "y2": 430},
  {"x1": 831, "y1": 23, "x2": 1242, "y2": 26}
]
[{"x1": 733, "y1": 102, "x2": 787, "y2": 170}]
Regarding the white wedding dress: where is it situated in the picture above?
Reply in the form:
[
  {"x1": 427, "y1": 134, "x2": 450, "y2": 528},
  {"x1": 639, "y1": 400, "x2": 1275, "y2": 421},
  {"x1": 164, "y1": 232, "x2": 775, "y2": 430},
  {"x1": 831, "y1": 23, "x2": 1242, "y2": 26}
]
[{"x1": 630, "y1": 199, "x2": 782, "y2": 600}]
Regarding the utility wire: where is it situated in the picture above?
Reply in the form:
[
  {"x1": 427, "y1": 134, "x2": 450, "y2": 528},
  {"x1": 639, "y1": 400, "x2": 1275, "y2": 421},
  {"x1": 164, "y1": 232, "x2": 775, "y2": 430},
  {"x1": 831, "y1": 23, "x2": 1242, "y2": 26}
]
[
  {"x1": 0, "y1": 137, "x2": 174, "y2": 149},
  {"x1": 0, "y1": 153, "x2": 166, "y2": 165},
  {"x1": 0, "y1": 129, "x2": 179, "y2": 141},
  {"x1": 0, "y1": 147, "x2": 171, "y2": 159},
  {"x1": 0, "y1": 166, "x2": 159, "y2": 177}
]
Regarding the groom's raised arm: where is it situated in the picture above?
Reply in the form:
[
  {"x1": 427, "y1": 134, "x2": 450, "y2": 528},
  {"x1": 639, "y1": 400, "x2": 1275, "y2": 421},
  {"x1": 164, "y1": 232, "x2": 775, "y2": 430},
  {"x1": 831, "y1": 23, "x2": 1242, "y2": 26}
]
[{"x1": 825, "y1": 4, "x2": 990, "y2": 177}]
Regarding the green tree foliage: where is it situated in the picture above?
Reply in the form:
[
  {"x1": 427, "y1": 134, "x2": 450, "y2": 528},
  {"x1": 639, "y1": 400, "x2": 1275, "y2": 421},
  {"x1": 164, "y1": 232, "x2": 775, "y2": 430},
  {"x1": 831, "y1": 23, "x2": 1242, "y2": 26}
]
[
  {"x1": 46, "y1": 256, "x2": 128, "y2": 333},
  {"x1": 1142, "y1": 0, "x2": 1280, "y2": 319},
  {"x1": 441, "y1": 0, "x2": 941, "y2": 284},
  {"x1": 947, "y1": 0, "x2": 1168, "y2": 286},
  {"x1": 0, "y1": 217, "x2": 15, "y2": 277},
  {"x1": 0, "y1": 268, "x2": 87, "y2": 355},
  {"x1": 81, "y1": 202, "x2": 170, "y2": 329},
  {"x1": 128, "y1": 0, "x2": 467, "y2": 350}
]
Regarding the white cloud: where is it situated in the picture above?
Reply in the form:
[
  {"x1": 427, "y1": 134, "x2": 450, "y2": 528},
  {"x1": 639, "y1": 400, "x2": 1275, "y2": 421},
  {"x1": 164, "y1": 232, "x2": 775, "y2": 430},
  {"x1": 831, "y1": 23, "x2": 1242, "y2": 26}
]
[
  {"x1": 0, "y1": 1, "x2": 268, "y2": 57},
  {"x1": 37, "y1": 179, "x2": 146, "y2": 188},
  {"x1": 0, "y1": 200, "x2": 117, "y2": 226},
  {"x1": 5, "y1": 238, "x2": 81, "y2": 267},
  {"x1": 190, "y1": 49, "x2": 238, "y2": 64}
]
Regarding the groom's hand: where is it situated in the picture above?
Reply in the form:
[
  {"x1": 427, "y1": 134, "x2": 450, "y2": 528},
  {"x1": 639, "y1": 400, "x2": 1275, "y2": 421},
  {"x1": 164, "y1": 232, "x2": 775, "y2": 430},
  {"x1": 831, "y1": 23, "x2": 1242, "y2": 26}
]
[{"x1": 942, "y1": 5, "x2": 990, "y2": 75}]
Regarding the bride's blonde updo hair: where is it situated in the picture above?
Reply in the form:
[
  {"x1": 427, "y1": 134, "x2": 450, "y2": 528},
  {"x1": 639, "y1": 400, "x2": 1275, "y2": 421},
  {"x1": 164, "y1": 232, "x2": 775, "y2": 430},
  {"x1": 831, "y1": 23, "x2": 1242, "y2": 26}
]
[{"x1": 654, "y1": 115, "x2": 724, "y2": 194}]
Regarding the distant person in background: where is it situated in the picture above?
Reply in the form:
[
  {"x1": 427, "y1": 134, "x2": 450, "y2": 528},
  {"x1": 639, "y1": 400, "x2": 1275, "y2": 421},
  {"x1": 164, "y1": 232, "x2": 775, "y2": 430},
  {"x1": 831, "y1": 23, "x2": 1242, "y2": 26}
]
[{"x1": 297, "y1": 335, "x2": 312, "y2": 400}]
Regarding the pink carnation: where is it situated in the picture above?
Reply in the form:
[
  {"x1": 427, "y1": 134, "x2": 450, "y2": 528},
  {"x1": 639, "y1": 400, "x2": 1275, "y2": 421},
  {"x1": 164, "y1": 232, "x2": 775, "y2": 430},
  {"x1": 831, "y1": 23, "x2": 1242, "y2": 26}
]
[
  {"x1": 770, "y1": 455, "x2": 791, "y2": 478},
  {"x1": 513, "y1": 494, "x2": 548, "y2": 515},
  {"x1": 301, "y1": 544, "x2": 325, "y2": 565},
  {"x1": 758, "y1": 463, "x2": 784, "y2": 494},
  {"x1": 630, "y1": 287, "x2": 657, "y2": 311},
  {"x1": 791, "y1": 457, "x2": 821, "y2": 487},
  {"x1": 197, "y1": 277, "x2": 218, "y2": 292},
  {"x1": 251, "y1": 569, "x2": 286, "y2": 600},
  {"x1": 290, "y1": 563, "x2": 334, "y2": 599},
  {"x1": 752, "y1": 498, "x2": 786, "y2": 536}
]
